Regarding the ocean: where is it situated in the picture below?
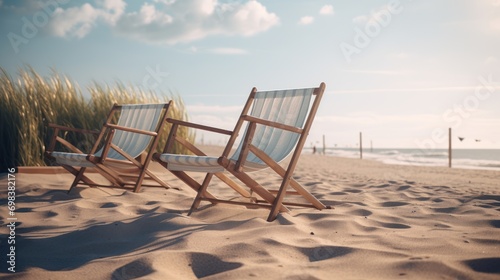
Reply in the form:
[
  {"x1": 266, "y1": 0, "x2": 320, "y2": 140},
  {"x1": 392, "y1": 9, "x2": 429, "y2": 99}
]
[{"x1": 313, "y1": 148, "x2": 500, "y2": 171}]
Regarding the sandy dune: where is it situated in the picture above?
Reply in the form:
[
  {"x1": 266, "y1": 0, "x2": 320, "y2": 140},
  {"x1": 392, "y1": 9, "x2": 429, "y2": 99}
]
[{"x1": 1, "y1": 149, "x2": 499, "y2": 279}]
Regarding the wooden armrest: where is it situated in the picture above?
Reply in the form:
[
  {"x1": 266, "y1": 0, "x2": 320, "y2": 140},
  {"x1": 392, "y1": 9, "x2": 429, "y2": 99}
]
[
  {"x1": 45, "y1": 123, "x2": 100, "y2": 154},
  {"x1": 241, "y1": 115, "x2": 303, "y2": 134},
  {"x1": 47, "y1": 123, "x2": 100, "y2": 135},
  {"x1": 104, "y1": 124, "x2": 157, "y2": 136},
  {"x1": 167, "y1": 118, "x2": 233, "y2": 135}
]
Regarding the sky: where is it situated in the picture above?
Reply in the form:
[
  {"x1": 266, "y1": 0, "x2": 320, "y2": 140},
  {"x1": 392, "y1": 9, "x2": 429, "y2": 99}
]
[{"x1": 1, "y1": 0, "x2": 500, "y2": 149}]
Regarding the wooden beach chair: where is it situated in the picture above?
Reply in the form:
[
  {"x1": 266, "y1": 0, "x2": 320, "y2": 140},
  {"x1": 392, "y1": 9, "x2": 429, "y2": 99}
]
[
  {"x1": 153, "y1": 83, "x2": 329, "y2": 221},
  {"x1": 45, "y1": 103, "x2": 172, "y2": 193}
]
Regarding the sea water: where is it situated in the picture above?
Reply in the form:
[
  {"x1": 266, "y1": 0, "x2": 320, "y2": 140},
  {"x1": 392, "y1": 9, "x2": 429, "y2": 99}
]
[{"x1": 316, "y1": 148, "x2": 500, "y2": 171}]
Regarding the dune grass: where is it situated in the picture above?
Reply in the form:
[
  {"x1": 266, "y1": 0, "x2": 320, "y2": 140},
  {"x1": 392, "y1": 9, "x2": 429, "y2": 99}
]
[{"x1": 0, "y1": 66, "x2": 194, "y2": 168}]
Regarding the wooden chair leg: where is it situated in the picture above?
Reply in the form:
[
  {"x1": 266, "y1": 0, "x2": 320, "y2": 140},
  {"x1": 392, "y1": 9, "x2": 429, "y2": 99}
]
[
  {"x1": 68, "y1": 167, "x2": 86, "y2": 194},
  {"x1": 267, "y1": 176, "x2": 293, "y2": 222},
  {"x1": 133, "y1": 168, "x2": 148, "y2": 193},
  {"x1": 188, "y1": 173, "x2": 214, "y2": 216}
]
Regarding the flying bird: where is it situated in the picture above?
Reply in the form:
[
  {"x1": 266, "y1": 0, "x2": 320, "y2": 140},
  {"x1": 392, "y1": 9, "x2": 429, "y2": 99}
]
[{"x1": 458, "y1": 137, "x2": 464, "y2": 142}]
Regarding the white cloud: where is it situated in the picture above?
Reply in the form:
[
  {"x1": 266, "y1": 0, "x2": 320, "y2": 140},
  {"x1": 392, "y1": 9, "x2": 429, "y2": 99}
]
[
  {"x1": 114, "y1": 0, "x2": 279, "y2": 44},
  {"x1": 126, "y1": 3, "x2": 172, "y2": 25},
  {"x1": 319, "y1": 5, "x2": 334, "y2": 15},
  {"x1": 298, "y1": 16, "x2": 314, "y2": 25},
  {"x1": 44, "y1": 0, "x2": 278, "y2": 44},
  {"x1": 153, "y1": 0, "x2": 176, "y2": 5},
  {"x1": 98, "y1": 0, "x2": 126, "y2": 25},
  {"x1": 49, "y1": 4, "x2": 99, "y2": 38},
  {"x1": 47, "y1": 0, "x2": 125, "y2": 38}
]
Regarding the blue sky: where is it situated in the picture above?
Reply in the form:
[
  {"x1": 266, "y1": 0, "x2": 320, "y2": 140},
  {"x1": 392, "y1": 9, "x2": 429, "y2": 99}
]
[{"x1": 1, "y1": 0, "x2": 500, "y2": 149}]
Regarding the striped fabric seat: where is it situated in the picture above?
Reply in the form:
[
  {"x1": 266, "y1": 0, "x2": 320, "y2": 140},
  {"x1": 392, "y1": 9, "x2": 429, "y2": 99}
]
[
  {"x1": 51, "y1": 152, "x2": 95, "y2": 167},
  {"x1": 229, "y1": 87, "x2": 313, "y2": 170},
  {"x1": 158, "y1": 155, "x2": 224, "y2": 173},
  {"x1": 52, "y1": 103, "x2": 165, "y2": 167}
]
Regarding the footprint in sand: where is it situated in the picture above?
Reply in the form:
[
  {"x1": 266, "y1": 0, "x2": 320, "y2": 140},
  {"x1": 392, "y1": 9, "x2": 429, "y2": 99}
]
[
  {"x1": 71, "y1": 200, "x2": 123, "y2": 210},
  {"x1": 100, "y1": 202, "x2": 120, "y2": 208},
  {"x1": 488, "y1": 220, "x2": 500, "y2": 228},
  {"x1": 302, "y1": 245, "x2": 354, "y2": 262},
  {"x1": 377, "y1": 222, "x2": 411, "y2": 229},
  {"x1": 431, "y1": 207, "x2": 457, "y2": 213},
  {"x1": 190, "y1": 253, "x2": 243, "y2": 278},
  {"x1": 464, "y1": 258, "x2": 500, "y2": 274},
  {"x1": 472, "y1": 195, "x2": 500, "y2": 209},
  {"x1": 348, "y1": 209, "x2": 373, "y2": 217},
  {"x1": 304, "y1": 182, "x2": 323, "y2": 187},
  {"x1": 397, "y1": 185, "x2": 411, "y2": 191},
  {"x1": 380, "y1": 201, "x2": 409, "y2": 207},
  {"x1": 146, "y1": 201, "x2": 161, "y2": 205},
  {"x1": 43, "y1": 210, "x2": 59, "y2": 218},
  {"x1": 112, "y1": 259, "x2": 155, "y2": 279},
  {"x1": 372, "y1": 184, "x2": 391, "y2": 189},
  {"x1": 433, "y1": 223, "x2": 451, "y2": 229},
  {"x1": 343, "y1": 189, "x2": 363, "y2": 193},
  {"x1": 330, "y1": 191, "x2": 348, "y2": 196}
]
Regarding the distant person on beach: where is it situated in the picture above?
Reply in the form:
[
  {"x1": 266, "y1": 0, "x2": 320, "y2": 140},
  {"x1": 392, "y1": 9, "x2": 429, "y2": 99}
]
[{"x1": 313, "y1": 146, "x2": 317, "y2": 154}]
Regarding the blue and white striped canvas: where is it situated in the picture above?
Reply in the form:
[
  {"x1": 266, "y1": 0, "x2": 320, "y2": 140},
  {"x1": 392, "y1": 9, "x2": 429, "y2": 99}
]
[
  {"x1": 159, "y1": 87, "x2": 314, "y2": 172},
  {"x1": 51, "y1": 103, "x2": 166, "y2": 167}
]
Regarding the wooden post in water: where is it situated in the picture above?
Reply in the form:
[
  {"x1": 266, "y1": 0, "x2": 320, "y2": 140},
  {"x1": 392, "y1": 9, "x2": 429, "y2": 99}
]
[
  {"x1": 322, "y1": 134, "x2": 326, "y2": 155},
  {"x1": 448, "y1": 127, "x2": 452, "y2": 168},
  {"x1": 359, "y1": 132, "x2": 363, "y2": 159}
]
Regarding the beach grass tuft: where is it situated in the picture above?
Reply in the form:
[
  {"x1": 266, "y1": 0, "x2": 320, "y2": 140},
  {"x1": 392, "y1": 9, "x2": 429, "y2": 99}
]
[{"x1": 0, "y1": 66, "x2": 194, "y2": 167}]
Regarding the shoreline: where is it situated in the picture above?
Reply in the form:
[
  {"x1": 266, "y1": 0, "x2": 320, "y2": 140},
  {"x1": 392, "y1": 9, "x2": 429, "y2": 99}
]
[{"x1": 308, "y1": 147, "x2": 500, "y2": 172}]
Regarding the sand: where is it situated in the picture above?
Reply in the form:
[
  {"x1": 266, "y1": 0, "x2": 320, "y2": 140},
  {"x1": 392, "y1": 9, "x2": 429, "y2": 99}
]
[{"x1": 1, "y1": 147, "x2": 500, "y2": 279}]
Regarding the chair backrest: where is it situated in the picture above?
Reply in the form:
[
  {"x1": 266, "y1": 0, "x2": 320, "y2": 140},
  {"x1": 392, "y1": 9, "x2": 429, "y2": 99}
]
[
  {"x1": 96, "y1": 103, "x2": 168, "y2": 160},
  {"x1": 229, "y1": 87, "x2": 315, "y2": 171}
]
